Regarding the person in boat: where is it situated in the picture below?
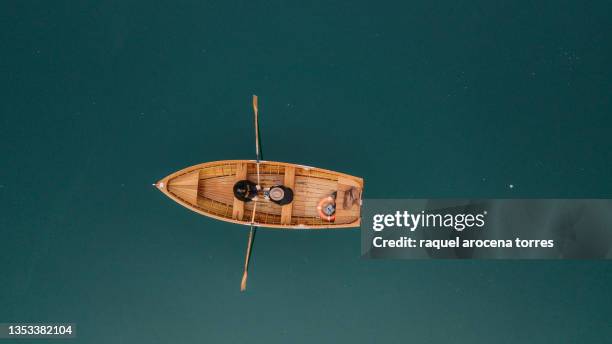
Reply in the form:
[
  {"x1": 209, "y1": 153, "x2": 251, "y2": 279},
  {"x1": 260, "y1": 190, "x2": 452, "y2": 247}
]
[
  {"x1": 263, "y1": 185, "x2": 294, "y2": 205},
  {"x1": 233, "y1": 180, "x2": 260, "y2": 202}
]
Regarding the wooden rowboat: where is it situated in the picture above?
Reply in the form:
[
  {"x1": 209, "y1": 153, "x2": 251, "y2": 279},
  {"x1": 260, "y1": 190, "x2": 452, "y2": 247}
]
[
  {"x1": 155, "y1": 160, "x2": 363, "y2": 229},
  {"x1": 154, "y1": 95, "x2": 363, "y2": 291}
]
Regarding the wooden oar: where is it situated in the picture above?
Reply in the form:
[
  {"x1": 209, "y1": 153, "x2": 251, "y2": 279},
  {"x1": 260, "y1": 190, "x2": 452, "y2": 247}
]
[
  {"x1": 240, "y1": 202, "x2": 257, "y2": 291},
  {"x1": 253, "y1": 95, "x2": 261, "y2": 184},
  {"x1": 240, "y1": 94, "x2": 262, "y2": 292}
]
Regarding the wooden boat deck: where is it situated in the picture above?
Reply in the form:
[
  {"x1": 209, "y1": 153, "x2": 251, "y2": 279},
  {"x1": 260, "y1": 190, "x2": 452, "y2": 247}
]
[{"x1": 156, "y1": 160, "x2": 363, "y2": 229}]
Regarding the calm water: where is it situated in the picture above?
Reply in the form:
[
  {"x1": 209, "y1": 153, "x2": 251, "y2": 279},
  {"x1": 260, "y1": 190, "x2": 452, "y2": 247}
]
[{"x1": 1, "y1": 1, "x2": 611, "y2": 343}]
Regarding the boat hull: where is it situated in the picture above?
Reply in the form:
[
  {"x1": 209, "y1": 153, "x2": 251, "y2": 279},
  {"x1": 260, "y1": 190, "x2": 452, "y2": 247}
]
[{"x1": 155, "y1": 160, "x2": 363, "y2": 229}]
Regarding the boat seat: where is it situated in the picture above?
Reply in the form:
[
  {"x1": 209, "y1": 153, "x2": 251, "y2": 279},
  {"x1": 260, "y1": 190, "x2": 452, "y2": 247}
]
[
  {"x1": 280, "y1": 166, "x2": 296, "y2": 225},
  {"x1": 334, "y1": 178, "x2": 362, "y2": 224},
  {"x1": 232, "y1": 162, "x2": 248, "y2": 220}
]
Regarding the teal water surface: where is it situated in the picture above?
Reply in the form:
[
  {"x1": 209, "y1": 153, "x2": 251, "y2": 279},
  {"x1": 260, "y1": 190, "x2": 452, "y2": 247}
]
[{"x1": 1, "y1": 1, "x2": 611, "y2": 343}]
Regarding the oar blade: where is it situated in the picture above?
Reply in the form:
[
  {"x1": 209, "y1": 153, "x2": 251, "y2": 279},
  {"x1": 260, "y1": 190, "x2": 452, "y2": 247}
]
[
  {"x1": 240, "y1": 270, "x2": 248, "y2": 291},
  {"x1": 252, "y1": 95, "x2": 260, "y2": 161}
]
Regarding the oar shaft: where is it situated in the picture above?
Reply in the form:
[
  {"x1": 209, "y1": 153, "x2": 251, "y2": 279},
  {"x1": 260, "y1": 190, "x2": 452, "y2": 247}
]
[
  {"x1": 250, "y1": 200, "x2": 257, "y2": 224},
  {"x1": 253, "y1": 95, "x2": 260, "y2": 162},
  {"x1": 241, "y1": 211, "x2": 257, "y2": 291},
  {"x1": 243, "y1": 226, "x2": 254, "y2": 271}
]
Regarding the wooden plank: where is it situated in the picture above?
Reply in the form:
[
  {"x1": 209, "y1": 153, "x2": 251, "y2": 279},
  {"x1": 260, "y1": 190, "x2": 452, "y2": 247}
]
[
  {"x1": 200, "y1": 176, "x2": 235, "y2": 205},
  {"x1": 167, "y1": 170, "x2": 200, "y2": 205},
  {"x1": 232, "y1": 162, "x2": 248, "y2": 220},
  {"x1": 336, "y1": 190, "x2": 345, "y2": 210},
  {"x1": 280, "y1": 166, "x2": 296, "y2": 225}
]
